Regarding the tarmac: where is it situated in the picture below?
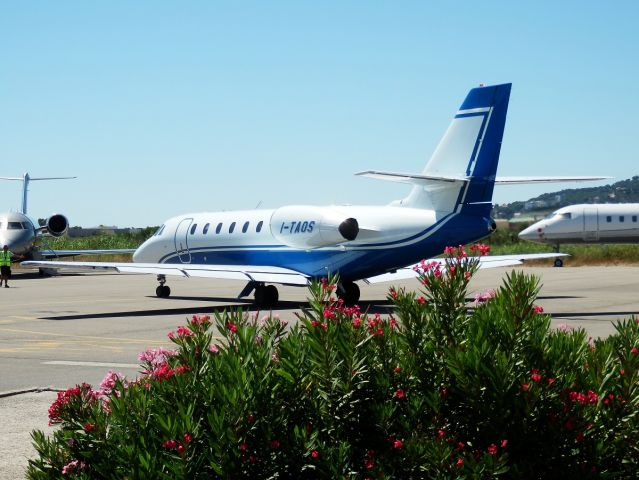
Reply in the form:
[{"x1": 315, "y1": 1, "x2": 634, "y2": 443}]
[{"x1": 1, "y1": 266, "x2": 638, "y2": 478}]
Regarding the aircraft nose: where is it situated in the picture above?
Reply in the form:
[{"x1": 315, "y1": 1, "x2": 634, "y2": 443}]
[{"x1": 519, "y1": 224, "x2": 544, "y2": 242}]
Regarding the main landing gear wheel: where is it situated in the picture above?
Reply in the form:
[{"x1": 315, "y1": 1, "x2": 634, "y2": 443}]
[
  {"x1": 155, "y1": 274, "x2": 171, "y2": 297},
  {"x1": 254, "y1": 284, "x2": 279, "y2": 307},
  {"x1": 337, "y1": 281, "x2": 360, "y2": 306},
  {"x1": 156, "y1": 285, "x2": 171, "y2": 298},
  {"x1": 554, "y1": 258, "x2": 564, "y2": 268}
]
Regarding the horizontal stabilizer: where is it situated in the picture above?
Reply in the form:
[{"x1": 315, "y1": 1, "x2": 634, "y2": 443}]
[
  {"x1": 495, "y1": 176, "x2": 611, "y2": 185},
  {"x1": 355, "y1": 170, "x2": 468, "y2": 184},
  {"x1": 364, "y1": 253, "x2": 569, "y2": 284}
]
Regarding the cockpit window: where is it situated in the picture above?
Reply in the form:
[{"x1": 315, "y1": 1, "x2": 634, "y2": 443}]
[
  {"x1": 558, "y1": 213, "x2": 572, "y2": 219},
  {"x1": 155, "y1": 225, "x2": 166, "y2": 236},
  {"x1": 22, "y1": 222, "x2": 33, "y2": 229},
  {"x1": 8, "y1": 222, "x2": 23, "y2": 230}
]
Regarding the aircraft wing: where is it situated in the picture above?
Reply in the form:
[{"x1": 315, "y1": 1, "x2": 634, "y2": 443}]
[
  {"x1": 363, "y1": 252, "x2": 569, "y2": 284},
  {"x1": 37, "y1": 249, "x2": 137, "y2": 258},
  {"x1": 20, "y1": 260, "x2": 310, "y2": 286}
]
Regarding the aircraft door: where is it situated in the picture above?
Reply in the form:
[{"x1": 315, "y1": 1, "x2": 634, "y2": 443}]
[
  {"x1": 583, "y1": 207, "x2": 599, "y2": 241},
  {"x1": 174, "y1": 218, "x2": 193, "y2": 263}
]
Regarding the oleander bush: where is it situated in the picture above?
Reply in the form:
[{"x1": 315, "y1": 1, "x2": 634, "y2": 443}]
[{"x1": 28, "y1": 246, "x2": 639, "y2": 479}]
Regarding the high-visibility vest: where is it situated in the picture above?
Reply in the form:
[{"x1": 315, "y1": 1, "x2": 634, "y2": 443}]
[{"x1": 0, "y1": 251, "x2": 11, "y2": 267}]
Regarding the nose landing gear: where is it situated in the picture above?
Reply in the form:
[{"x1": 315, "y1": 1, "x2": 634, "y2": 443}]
[{"x1": 155, "y1": 274, "x2": 171, "y2": 298}]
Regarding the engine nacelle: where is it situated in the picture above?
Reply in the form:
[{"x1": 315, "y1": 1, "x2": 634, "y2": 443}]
[
  {"x1": 46, "y1": 214, "x2": 69, "y2": 237},
  {"x1": 270, "y1": 206, "x2": 359, "y2": 249},
  {"x1": 485, "y1": 217, "x2": 497, "y2": 233}
]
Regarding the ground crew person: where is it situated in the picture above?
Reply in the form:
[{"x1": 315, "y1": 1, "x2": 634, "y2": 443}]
[{"x1": 0, "y1": 245, "x2": 13, "y2": 288}]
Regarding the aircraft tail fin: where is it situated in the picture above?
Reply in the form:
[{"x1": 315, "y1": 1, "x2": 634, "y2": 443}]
[
  {"x1": 380, "y1": 83, "x2": 512, "y2": 213},
  {"x1": 0, "y1": 173, "x2": 76, "y2": 214}
]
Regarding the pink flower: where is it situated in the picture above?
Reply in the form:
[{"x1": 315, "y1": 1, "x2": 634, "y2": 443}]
[
  {"x1": 352, "y1": 317, "x2": 362, "y2": 328},
  {"x1": 500, "y1": 439, "x2": 508, "y2": 448},
  {"x1": 533, "y1": 305, "x2": 544, "y2": 314},
  {"x1": 393, "y1": 439, "x2": 403, "y2": 449},
  {"x1": 474, "y1": 289, "x2": 496, "y2": 304},
  {"x1": 530, "y1": 369, "x2": 542, "y2": 382},
  {"x1": 83, "y1": 422, "x2": 95, "y2": 432},
  {"x1": 163, "y1": 439, "x2": 177, "y2": 449},
  {"x1": 557, "y1": 323, "x2": 573, "y2": 333},
  {"x1": 394, "y1": 366, "x2": 401, "y2": 373},
  {"x1": 311, "y1": 450, "x2": 319, "y2": 458},
  {"x1": 183, "y1": 433, "x2": 192, "y2": 444},
  {"x1": 239, "y1": 442, "x2": 249, "y2": 451},
  {"x1": 226, "y1": 321, "x2": 238, "y2": 333},
  {"x1": 271, "y1": 439, "x2": 280, "y2": 449},
  {"x1": 190, "y1": 314, "x2": 210, "y2": 326},
  {"x1": 176, "y1": 444, "x2": 185, "y2": 454},
  {"x1": 176, "y1": 325, "x2": 194, "y2": 337},
  {"x1": 521, "y1": 383, "x2": 530, "y2": 391},
  {"x1": 99, "y1": 370, "x2": 126, "y2": 396},
  {"x1": 631, "y1": 347, "x2": 638, "y2": 356},
  {"x1": 417, "y1": 296, "x2": 426, "y2": 304},
  {"x1": 437, "y1": 429, "x2": 446, "y2": 439},
  {"x1": 456, "y1": 457, "x2": 464, "y2": 468},
  {"x1": 61, "y1": 459, "x2": 87, "y2": 475},
  {"x1": 395, "y1": 388, "x2": 405, "y2": 399},
  {"x1": 487, "y1": 443, "x2": 498, "y2": 455},
  {"x1": 208, "y1": 344, "x2": 220, "y2": 354}
]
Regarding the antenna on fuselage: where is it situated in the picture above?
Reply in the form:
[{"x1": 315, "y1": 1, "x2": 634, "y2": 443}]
[{"x1": 0, "y1": 173, "x2": 76, "y2": 215}]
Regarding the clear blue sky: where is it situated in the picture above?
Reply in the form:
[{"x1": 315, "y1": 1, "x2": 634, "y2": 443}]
[{"x1": 1, "y1": 1, "x2": 637, "y2": 227}]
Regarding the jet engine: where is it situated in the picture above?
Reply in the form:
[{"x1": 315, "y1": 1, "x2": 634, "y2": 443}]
[
  {"x1": 270, "y1": 206, "x2": 359, "y2": 248},
  {"x1": 45, "y1": 214, "x2": 69, "y2": 237}
]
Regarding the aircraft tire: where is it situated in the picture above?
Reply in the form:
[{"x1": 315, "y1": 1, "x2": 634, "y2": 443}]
[
  {"x1": 156, "y1": 285, "x2": 171, "y2": 298},
  {"x1": 338, "y1": 281, "x2": 360, "y2": 306},
  {"x1": 554, "y1": 258, "x2": 564, "y2": 268},
  {"x1": 265, "y1": 285, "x2": 279, "y2": 307}
]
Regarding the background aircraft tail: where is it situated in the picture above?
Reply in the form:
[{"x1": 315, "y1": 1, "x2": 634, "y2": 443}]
[{"x1": 0, "y1": 173, "x2": 76, "y2": 214}]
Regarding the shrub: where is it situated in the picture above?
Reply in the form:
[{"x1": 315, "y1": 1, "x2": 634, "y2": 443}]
[{"x1": 28, "y1": 246, "x2": 639, "y2": 479}]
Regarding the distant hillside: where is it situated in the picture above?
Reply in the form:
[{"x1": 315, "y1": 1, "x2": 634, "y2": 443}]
[{"x1": 493, "y1": 175, "x2": 639, "y2": 219}]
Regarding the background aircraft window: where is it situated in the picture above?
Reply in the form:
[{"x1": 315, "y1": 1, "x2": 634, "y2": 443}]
[
  {"x1": 242, "y1": 221, "x2": 249, "y2": 233},
  {"x1": 606, "y1": 216, "x2": 612, "y2": 222},
  {"x1": 190, "y1": 224, "x2": 198, "y2": 234},
  {"x1": 8, "y1": 222, "x2": 23, "y2": 229},
  {"x1": 256, "y1": 221, "x2": 263, "y2": 233},
  {"x1": 229, "y1": 222, "x2": 236, "y2": 233},
  {"x1": 633, "y1": 216, "x2": 638, "y2": 222},
  {"x1": 203, "y1": 223, "x2": 210, "y2": 234},
  {"x1": 619, "y1": 216, "x2": 625, "y2": 223},
  {"x1": 216, "y1": 223, "x2": 222, "y2": 234}
]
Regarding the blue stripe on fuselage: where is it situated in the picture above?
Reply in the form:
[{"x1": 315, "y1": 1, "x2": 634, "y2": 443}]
[{"x1": 159, "y1": 212, "x2": 489, "y2": 281}]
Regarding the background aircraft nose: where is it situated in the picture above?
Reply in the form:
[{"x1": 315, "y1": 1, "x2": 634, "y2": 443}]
[{"x1": 518, "y1": 224, "x2": 543, "y2": 241}]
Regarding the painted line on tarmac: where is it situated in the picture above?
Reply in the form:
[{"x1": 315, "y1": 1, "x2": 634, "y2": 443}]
[
  {"x1": 43, "y1": 361, "x2": 140, "y2": 369},
  {"x1": 0, "y1": 327, "x2": 173, "y2": 345}
]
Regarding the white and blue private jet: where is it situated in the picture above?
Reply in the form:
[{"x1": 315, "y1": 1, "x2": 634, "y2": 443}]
[{"x1": 24, "y1": 83, "x2": 605, "y2": 305}]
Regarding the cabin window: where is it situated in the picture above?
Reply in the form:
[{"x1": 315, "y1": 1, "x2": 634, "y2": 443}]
[
  {"x1": 256, "y1": 220, "x2": 263, "y2": 233},
  {"x1": 203, "y1": 223, "x2": 210, "y2": 234},
  {"x1": 619, "y1": 216, "x2": 625, "y2": 223},
  {"x1": 606, "y1": 216, "x2": 612, "y2": 223},
  {"x1": 216, "y1": 223, "x2": 223, "y2": 234},
  {"x1": 242, "y1": 221, "x2": 249, "y2": 233},
  {"x1": 190, "y1": 224, "x2": 198, "y2": 234},
  {"x1": 8, "y1": 222, "x2": 23, "y2": 229},
  {"x1": 229, "y1": 222, "x2": 236, "y2": 233},
  {"x1": 633, "y1": 216, "x2": 638, "y2": 223}
]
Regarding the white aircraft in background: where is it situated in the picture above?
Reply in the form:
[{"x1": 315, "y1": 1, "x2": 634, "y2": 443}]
[
  {"x1": 519, "y1": 203, "x2": 639, "y2": 266},
  {"x1": 0, "y1": 173, "x2": 134, "y2": 261},
  {"x1": 24, "y1": 83, "x2": 606, "y2": 305}
]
